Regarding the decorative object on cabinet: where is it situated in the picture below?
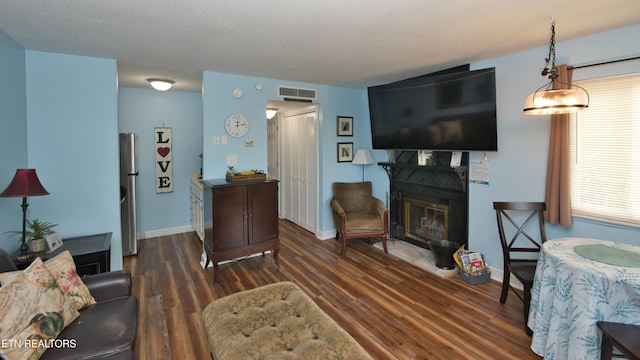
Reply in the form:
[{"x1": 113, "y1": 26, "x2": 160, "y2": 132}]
[
  {"x1": 1, "y1": 169, "x2": 50, "y2": 261},
  {"x1": 337, "y1": 142, "x2": 354, "y2": 162},
  {"x1": 203, "y1": 179, "x2": 280, "y2": 283},
  {"x1": 155, "y1": 127, "x2": 173, "y2": 193},
  {"x1": 45, "y1": 231, "x2": 63, "y2": 252},
  {"x1": 337, "y1": 116, "x2": 353, "y2": 136},
  {"x1": 7, "y1": 217, "x2": 57, "y2": 253},
  {"x1": 233, "y1": 87, "x2": 244, "y2": 98},
  {"x1": 225, "y1": 113, "x2": 250, "y2": 138},
  {"x1": 523, "y1": 18, "x2": 589, "y2": 115}
]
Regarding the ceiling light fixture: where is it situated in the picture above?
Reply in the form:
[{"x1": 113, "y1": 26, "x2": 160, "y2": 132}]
[
  {"x1": 147, "y1": 78, "x2": 175, "y2": 91},
  {"x1": 266, "y1": 108, "x2": 278, "y2": 120},
  {"x1": 523, "y1": 19, "x2": 589, "y2": 115}
]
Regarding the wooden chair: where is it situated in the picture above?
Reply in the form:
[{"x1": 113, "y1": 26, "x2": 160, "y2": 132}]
[
  {"x1": 330, "y1": 182, "x2": 389, "y2": 256},
  {"x1": 493, "y1": 201, "x2": 547, "y2": 335},
  {"x1": 597, "y1": 321, "x2": 640, "y2": 360}
]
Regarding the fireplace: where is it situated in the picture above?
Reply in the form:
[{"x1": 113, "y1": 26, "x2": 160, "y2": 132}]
[
  {"x1": 404, "y1": 199, "x2": 448, "y2": 243},
  {"x1": 381, "y1": 151, "x2": 468, "y2": 249}
]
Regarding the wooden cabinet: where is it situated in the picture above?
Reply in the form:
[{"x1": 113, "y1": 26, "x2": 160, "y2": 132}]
[{"x1": 203, "y1": 179, "x2": 280, "y2": 283}]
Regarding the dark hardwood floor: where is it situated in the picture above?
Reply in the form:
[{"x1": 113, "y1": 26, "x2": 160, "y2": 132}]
[{"x1": 123, "y1": 219, "x2": 541, "y2": 359}]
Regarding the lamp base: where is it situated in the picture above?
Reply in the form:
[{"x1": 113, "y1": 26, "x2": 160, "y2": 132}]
[{"x1": 15, "y1": 252, "x2": 34, "y2": 262}]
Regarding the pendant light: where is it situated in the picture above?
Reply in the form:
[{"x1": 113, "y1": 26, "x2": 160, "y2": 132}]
[{"x1": 523, "y1": 19, "x2": 589, "y2": 115}]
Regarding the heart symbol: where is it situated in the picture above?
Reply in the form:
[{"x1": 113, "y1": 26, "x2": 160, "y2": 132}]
[{"x1": 157, "y1": 147, "x2": 171, "y2": 158}]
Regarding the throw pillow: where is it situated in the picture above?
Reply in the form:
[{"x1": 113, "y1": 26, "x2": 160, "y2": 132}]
[
  {"x1": 0, "y1": 258, "x2": 80, "y2": 360},
  {"x1": 0, "y1": 270, "x2": 21, "y2": 286},
  {"x1": 44, "y1": 251, "x2": 96, "y2": 310}
]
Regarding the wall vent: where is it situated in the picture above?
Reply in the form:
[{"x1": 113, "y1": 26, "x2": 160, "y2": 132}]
[{"x1": 278, "y1": 86, "x2": 317, "y2": 100}]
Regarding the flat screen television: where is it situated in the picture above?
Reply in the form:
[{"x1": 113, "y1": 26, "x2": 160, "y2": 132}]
[{"x1": 368, "y1": 67, "x2": 497, "y2": 151}]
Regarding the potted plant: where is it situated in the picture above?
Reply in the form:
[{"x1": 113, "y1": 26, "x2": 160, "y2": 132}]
[{"x1": 10, "y1": 218, "x2": 58, "y2": 253}]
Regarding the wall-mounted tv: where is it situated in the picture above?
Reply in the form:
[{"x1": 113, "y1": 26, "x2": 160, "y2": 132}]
[{"x1": 368, "y1": 67, "x2": 497, "y2": 151}]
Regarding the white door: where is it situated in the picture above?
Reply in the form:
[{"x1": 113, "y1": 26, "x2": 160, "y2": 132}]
[{"x1": 277, "y1": 106, "x2": 318, "y2": 233}]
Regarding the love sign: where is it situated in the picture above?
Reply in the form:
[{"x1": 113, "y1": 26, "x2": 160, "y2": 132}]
[{"x1": 155, "y1": 127, "x2": 173, "y2": 193}]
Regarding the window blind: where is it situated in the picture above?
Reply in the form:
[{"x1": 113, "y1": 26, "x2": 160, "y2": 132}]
[{"x1": 569, "y1": 73, "x2": 640, "y2": 225}]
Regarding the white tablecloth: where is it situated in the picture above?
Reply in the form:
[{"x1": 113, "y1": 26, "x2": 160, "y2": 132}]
[{"x1": 528, "y1": 238, "x2": 640, "y2": 359}]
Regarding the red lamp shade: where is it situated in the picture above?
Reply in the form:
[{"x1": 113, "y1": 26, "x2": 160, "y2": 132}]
[{"x1": 0, "y1": 169, "x2": 49, "y2": 197}]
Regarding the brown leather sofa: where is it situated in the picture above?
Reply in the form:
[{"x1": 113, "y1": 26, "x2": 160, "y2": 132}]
[{"x1": 0, "y1": 249, "x2": 137, "y2": 360}]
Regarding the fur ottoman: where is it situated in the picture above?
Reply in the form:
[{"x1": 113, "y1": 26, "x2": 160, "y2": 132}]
[{"x1": 202, "y1": 281, "x2": 373, "y2": 360}]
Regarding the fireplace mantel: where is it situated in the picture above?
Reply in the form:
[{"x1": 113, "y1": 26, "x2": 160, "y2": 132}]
[
  {"x1": 380, "y1": 162, "x2": 468, "y2": 193},
  {"x1": 379, "y1": 151, "x2": 469, "y2": 249}
]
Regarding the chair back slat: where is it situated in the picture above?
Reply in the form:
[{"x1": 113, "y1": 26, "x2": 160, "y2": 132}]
[{"x1": 493, "y1": 202, "x2": 547, "y2": 262}]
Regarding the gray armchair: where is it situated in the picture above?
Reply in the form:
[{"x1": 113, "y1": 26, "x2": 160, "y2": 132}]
[{"x1": 330, "y1": 182, "x2": 389, "y2": 256}]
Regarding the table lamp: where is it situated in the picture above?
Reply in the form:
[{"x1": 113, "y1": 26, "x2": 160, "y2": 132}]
[
  {"x1": 1, "y1": 169, "x2": 50, "y2": 259},
  {"x1": 352, "y1": 149, "x2": 374, "y2": 182}
]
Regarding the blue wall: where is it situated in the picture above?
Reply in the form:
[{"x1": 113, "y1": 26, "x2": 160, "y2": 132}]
[
  {"x1": 25, "y1": 51, "x2": 123, "y2": 270},
  {"x1": 118, "y1": 87, "x2": 203, "y2": 236},
  {"x1": 468, "y1": 24, "x2": 640, "y2": 272},
  {"x1": 202, "y1": 73, "x2": 373, "y2": 234},
  {"x1": 0, "y1": 30, "x2": 27, "y2": 253}
]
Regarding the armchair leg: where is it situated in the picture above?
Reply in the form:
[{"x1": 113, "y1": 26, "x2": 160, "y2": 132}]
[
  {"x1": 381, "y1": 236, "x2": 388, "y2": 254},
  {"x1": 340, "y1": 237, "x2": 348, "y2": 256}
]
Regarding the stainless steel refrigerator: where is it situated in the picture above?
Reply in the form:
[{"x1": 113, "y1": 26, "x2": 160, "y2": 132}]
[{"x1": 119, "y1": 133, "x2": 139, "y2": 256}]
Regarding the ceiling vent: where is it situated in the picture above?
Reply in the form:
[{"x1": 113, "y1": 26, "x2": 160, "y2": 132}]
[{"x1": 278, "y1": 86, "x2": 317, "y2": 101}]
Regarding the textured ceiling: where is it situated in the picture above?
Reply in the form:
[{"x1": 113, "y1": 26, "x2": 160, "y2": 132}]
[{"x1": 1, "y1": 0, "x2": 639, "y2": 93}]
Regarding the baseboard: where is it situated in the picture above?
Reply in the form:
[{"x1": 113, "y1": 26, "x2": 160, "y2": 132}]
[
  {"x1": 317, "y1": 229, "x2": 336, "y2": 240},
  {"x1": 488, "y1": 266, "x2": 524, "y2": 290},
  {"x1": 143, "y1": 225, "x2": 193, "y2": 239}
]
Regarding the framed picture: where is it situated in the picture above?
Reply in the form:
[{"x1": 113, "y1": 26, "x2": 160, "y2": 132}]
[
  {"x1": 337, "y1": 116, "x2": 353, "y2": 136},
  {"x1": 44, "y1": 232, "x2": 63, "y2": 252},
  {"x1": 337, "y1": 142, "x2": 354, "y2": 162}
]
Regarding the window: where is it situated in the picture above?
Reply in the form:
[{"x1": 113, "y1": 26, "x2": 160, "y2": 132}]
[{"x1": 569, "y1": 72, "x2": 640, "y2": 226}]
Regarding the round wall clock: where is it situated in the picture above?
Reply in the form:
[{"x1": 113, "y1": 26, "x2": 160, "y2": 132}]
[{"x1": 225, "y1": 113, "x2": 249, "y2": 137}]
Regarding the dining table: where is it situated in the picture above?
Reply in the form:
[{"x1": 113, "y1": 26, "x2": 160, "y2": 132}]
[{"x1": 528, "y1": 238, "x2": 640, "y2": 360}]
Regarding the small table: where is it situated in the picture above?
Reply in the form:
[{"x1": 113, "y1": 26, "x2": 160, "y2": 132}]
[
  {"x1": 13, "y1": 232, "x2": 112, "y2": 276},
  {"x1": 528, "y1": 238, "x2": 640, "y2": 360}
]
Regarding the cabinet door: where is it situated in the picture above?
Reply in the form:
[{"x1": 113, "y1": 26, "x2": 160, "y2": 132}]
[
  {"x1": 212, "y1": 186, "x2": 247, "y2": 250},
  {"x1": 248, "y1": 182, "x2": 279, "y2": 244}
]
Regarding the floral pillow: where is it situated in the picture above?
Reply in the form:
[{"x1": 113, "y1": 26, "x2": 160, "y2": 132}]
[
  {"x1": 0, "y1": 251, "x2": 96, "y2": 311},
  {"x1": 43, "y1": 251, "x2": 96, "y2": 310},
  {"x1": 0, "y1": 258, "x2": 79, "y2": 360},
  {"x1": 0, "y1": 269, "x2": 21, "y2": 286}
]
